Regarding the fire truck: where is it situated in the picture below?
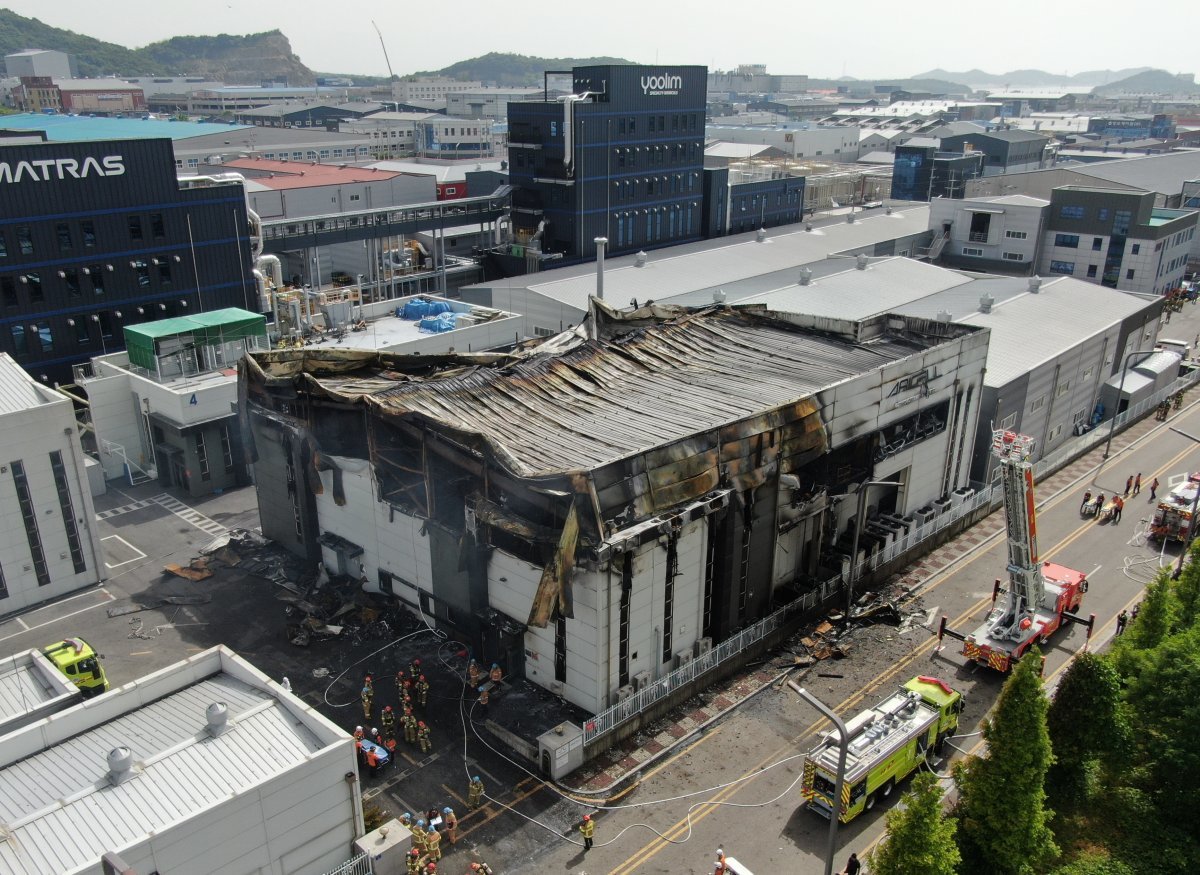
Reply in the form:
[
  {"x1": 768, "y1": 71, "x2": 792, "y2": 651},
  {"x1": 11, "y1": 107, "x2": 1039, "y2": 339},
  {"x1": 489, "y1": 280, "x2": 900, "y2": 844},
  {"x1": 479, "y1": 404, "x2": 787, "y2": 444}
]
[
  {"x1": 800, "y1": 675, "x2": 963, "y2": 823},
  {"x1": 938, "y1": 430, "x2": 1094, "y2": 672},
  {"x1": 1149, "y1": 472, "x2": 1200, "y2": 542}
]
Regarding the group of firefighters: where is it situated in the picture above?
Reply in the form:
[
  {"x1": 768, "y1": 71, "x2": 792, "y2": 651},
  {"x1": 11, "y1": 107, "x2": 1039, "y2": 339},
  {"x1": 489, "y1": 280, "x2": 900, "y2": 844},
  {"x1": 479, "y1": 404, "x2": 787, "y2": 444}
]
[{"x1": 350, "y1": 656, "x2": 506, "y2": 873}]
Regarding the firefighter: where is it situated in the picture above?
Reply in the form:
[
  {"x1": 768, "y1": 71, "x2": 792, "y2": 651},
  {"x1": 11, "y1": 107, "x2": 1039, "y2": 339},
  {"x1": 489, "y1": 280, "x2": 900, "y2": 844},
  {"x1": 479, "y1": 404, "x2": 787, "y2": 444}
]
[
  {"x1": 1134, "y1": 473, "x2": 1143, "y2": 495},
  {"x1": 355, "y1": 738, "x2": 365, "y2": 767},
  {"x1": 1113, "y1": 495, "x2": 1124, "y2": 523},
  {"x1": 424, "y1": 863, "x2": 437, "y2": 875},
  {"x1": 441, "y1": 807, "x2": 457, "y2": 845},
  {"x1": 417, "y1": 720, "x2": 431, "y2": 753},
  {"x1": 469, "y1": 863, "x2": 494, "y2": 875},
  {"x1": 381, "y1": 705, "x2": 396, "y2": 739},
  {"x1": 489, "y1": 663, "x2": 503, "y2": 685},
  {"x1": 467, "y1": 659, "x2": 482, "y2": 689},
  {"x1": 714, "y1": 847, "x2": 728, "y2": 874},
  {"x1": 1125, "y1": 475, "x2": 1133, "y2": 496},
  {"x1": 412, "y1": 820, "x2": 428, "y2": 857},
  {"x1": 406, "y1": 849, "x2": 421, "y2": 875},
  {"x1": 363, "y1": 674, "x2": 374, "y2": 698},
  {"x1": 1080, "y1": 491, "x2": 1092, "y2": 514},
  {"x1": 409, "y1": 657, "x2": 422, "y2": 681},
  {"x1": 1116, "y1": 609, "x2": 1128, "y2": 635},
  {"x1": 403, "y1": 709, "x2": 418, "y2": 744},
  {"x1": 385, "y1": 735, "x2": 397, "y2": 756},
  {"x1": 416, "y1": 674, "x2": 430, "y2": 708},
  {"x1": 477, "y1": 685, "x2": 489, "y2": 718},
  {"x1": 578, "y1": 814, "x2": 594, "y2": 851},
  {"x1": 396, "y1": 670, "x2": 407, "y2": 698},
  {"x1": 1151, "y1": 477, "x2": 1160, "y2": 499},
  {"x1": 399, "y1": 812, "x2": 414, "y2": 830},
  {"x1": 353, "y1": 725, "x2": 364, "y2": 741},
  {"x1": 364, "y1": 743, "x2": 380, "y2": 778},
  {"x1": 369, "y1": 726, "x2": 382, "y2": 746},
  {"x1": 361, "y1": 680, "x2": 374, "y2": 720},
  {"x1": 425, "y1": 824, "x2": 442, "y2": 862},
  {"x1": 468, "y1": 776, "x2": 484, "y2": 809}
]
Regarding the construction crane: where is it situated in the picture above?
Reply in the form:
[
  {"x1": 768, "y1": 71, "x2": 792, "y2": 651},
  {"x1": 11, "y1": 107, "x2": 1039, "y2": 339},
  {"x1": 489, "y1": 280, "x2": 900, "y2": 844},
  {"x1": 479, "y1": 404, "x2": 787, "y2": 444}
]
[
  {"x1": 372, "y1": 21, "x2": 394, "y2": 80},
  {"x1": 938, "y1": 429, "x2": 1095, "y2": 672}
]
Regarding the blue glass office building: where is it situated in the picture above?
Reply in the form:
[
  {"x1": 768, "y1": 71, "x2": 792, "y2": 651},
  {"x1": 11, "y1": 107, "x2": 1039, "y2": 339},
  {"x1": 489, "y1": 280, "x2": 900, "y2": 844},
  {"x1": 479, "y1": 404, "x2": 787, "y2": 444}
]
[
  {"x1": 507, "y1": 65, "x2": 707, "y2": 261},
  {"x1": 0, "y1": 138, "x2": 255, "y2": 383}
]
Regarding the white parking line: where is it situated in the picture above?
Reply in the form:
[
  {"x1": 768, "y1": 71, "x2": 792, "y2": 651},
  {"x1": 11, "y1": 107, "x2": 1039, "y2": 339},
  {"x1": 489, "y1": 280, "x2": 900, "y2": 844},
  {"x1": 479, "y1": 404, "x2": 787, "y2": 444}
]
[
  {"x1": 101, "y1": 534, "x2": 147, "y2": 568},
  {"x1": 0, "y1": 589, "x2": 116, "y2": 645}
]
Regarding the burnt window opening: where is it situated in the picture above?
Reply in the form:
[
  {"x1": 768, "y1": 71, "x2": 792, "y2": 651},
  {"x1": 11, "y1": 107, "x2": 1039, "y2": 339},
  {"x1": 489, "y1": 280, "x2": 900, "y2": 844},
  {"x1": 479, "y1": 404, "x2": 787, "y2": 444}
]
[
  {"x1": 555, "y1": 616, "x2": 567, "y2": 683},
  {"x1": 618, "y1": 552, "x2": 632, "y2": 688},
  {"x1": 738, "y1": 489, "x2": 753, "y2": 625},
  {"x1": 662, "y1": 532, "x2": 678, "y2": 662},
  {"x1": 703, "y1": 516, "x2": 717, "y2": 639}
]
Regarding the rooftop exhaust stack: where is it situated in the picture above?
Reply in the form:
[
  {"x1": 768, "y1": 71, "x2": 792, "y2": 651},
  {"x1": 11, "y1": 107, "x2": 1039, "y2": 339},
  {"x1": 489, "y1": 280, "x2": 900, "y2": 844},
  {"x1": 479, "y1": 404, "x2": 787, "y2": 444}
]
[
  {"x1": 1029, "y1": 275, "x2": 1043, "y2": 294},
  {"x1": 107, "y1": 746, "x2": 134, "y2": 786},
  {"x1": 856, "y1": 254, "x2": 869, "y2": 270},
  {"x1": 207, "y1": 702, "x2": 231, "y2": 737},
  {"x1": 979, "y1": 293, "x2": 995, "y2": 313},
  {"x1": 799, "y1": 267, "x2": 813, "y2": 286},
  {"x1": 936, "y1": 310, "x2": 953, "y2": 322},
  {"x1": 634, "y1": 251, "x2": 648, "y2": 268},
  {"x1": 594, "y1": 237, "x2": 607, "y2": 301},
  {"x1": 756, "y1": 228, "x2": 767, "y2": 242},
  {"x1": 713, "y1": 288, "x2": 726, "y2": 304}
]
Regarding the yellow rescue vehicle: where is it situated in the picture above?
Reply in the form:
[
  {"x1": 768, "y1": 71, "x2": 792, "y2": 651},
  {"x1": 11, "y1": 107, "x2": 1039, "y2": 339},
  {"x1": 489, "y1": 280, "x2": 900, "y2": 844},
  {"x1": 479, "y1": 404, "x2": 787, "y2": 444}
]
[{"x1": 41, "y1": 638, "x2": 109, "y2": 698}]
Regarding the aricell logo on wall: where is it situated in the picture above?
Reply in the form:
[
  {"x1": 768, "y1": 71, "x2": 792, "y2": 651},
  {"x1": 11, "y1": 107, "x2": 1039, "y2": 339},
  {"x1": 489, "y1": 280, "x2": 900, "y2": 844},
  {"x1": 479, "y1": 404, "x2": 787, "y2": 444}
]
[
  {"x1": 0, "y1": 155, "x2": 125, "y2": 184},
  {"x1": 641, "y1": 73, "x2": 684, "y2": 96}
]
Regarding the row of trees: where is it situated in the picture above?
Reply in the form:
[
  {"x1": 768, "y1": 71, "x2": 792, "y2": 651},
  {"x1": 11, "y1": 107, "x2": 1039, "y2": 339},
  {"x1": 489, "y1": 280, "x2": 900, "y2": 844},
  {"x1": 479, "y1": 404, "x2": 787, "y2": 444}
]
[{"x1": 868, "y1": 544, "x2": 1200, "y2": 875}]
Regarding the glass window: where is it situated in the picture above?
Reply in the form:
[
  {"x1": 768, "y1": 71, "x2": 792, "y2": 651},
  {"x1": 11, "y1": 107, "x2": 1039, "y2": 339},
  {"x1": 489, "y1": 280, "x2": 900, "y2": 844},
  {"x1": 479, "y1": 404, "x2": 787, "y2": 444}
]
[
  {"x1": 63, "y1": 268, "x2": 80, "y2": 297},
  {"x1": 1049, "y1": 260, "x2": 1075, "y2": 275},
  {"x1": 1087, "y1": 265, "x2": 1097, "y2": 278},
  {"x1": 89, "y1": 266, "x2": 105, "y2": 295},
  {"x1": 10, "y1": 325, "x2": 26, "y2": 356},
  {"x1": 1059, "y1": 205, "x2": 1085, "y2": 220},
  {"x1": 74, "y1": 317, "x2": 89, "y2": 343},
  {"x1": 128, "y1": 216, "x2": 143, "y2": 241},
  {"x1": 31, "y1": 322, "x2": 52, "y2": 352},
  {"x1": 56, "y1": 223, "x2": 72, "y2": 251},
  {"x1": 158, "y1": 261, "x2": 172, "y2": 286},
  {"x1": 1092, "y1": 237, "x2": 1103, "y2": 251},
  {"x1": 16, "y1": 226, "x2": 33, "y2": 255},
  {"x1": 1, "y1": 278, "x2": 15, "y2": 308},
  {"x1": 81, "y1": 220, "x2": 96, "y2": 247},
  {"x1": 24, "y1": 272, "x2": 42, "y2": 302},
  {"x1": 1126, "y1": 269, "x2": 1135, "y2": 280},
  {"x1": 0, "y1": 231, "x2": 6, "y2": 257},
  {"x1": 151, "y1": 213, "x2": 165, "y2": 239},
  {"x1": 1113, "y1": 211, "x2": 1132, "y2": 236},
  {"x1": 97, "y1": 311, "x2": 113, "y2": 338},
  {"x1": 133, "y1": 260, "x2": 150, "y2": 287},
  {"x1": 1054, "y1": 233, "x2": 1079, "y2": 248},
  {"x1": 1131, "y1": 243, "x2": 1140, "y2": 255},
  {"x1": 1098, "y1": 208, "x2": 1109, "y2": 220}
]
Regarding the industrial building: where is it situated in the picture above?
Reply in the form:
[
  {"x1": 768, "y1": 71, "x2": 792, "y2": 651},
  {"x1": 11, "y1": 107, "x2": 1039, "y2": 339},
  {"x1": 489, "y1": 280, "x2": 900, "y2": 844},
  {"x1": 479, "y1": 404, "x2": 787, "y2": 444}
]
[
  {"x1": 891, "y1": 140, "x2": 985, "y2": 200},
  {"x1": 459, "y1": 205, "x2": 935, "y2": 338},
  {"x1": 938, "y1": 128, "x2": 1052, "y2": 177},
  {"x1": 738, "y1": 256, "x2": 1164, "y2": 481},
  {"x1": 0, "y1": 137, "x2": 257, "y2": 384},
  {"x1": 508, "y1": 64, "x2": 708, "y2": 261},
  {"x1": 927, "y1": 193, "x2": 1049, "y2": 274},
  {"x1": 0, "y1": 645, "x2": 363, "y2": 875},
  {"x1": 74, "y1": 309, "x2": 267, "y2": 495},
  {"x1": 4, "y1": 49, "x2": 73, "y2": 79},
  {"x1": 1039, "y1": 186, "x2": 1197, "y2": 294},
  {"x1": 447, "y1": 87, "x2": 544, "y2": 119},
  {"x1": 0, "y1": 353, "x2": 103, "y2": 614},
  {"x1": 243, "y1": 305, "x2": 987, "y2": 713},
  {"x1": 235, "y1": 100, "x2": 385, "y2": 128}
]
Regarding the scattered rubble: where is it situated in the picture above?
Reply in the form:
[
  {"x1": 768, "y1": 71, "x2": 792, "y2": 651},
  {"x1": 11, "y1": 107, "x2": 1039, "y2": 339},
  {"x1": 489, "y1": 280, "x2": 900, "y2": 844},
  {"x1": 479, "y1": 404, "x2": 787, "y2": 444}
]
[{"x1": 106, "y1": 595, "x2": 212, "y2": 618}]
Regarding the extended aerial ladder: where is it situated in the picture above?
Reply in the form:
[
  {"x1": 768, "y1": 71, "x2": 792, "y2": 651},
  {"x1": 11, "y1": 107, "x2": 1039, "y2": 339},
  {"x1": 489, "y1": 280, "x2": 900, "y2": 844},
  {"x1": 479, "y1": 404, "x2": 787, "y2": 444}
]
[{"x1": 938, "y1": 429, "x2": 1095, "y2": 672}]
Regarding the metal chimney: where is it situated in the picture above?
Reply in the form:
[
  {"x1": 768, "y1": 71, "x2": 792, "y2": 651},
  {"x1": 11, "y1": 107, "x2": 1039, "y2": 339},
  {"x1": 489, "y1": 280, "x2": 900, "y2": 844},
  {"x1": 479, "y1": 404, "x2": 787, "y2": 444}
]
[
  {"x1": 856, "y1": 254, "x2": 869, "y2": 270},
  {"x1": 594, "y1": 237, "x2": 608, "y2": 301},
  {"x1": 207, "y1": 702, "x2": 231, "y2": 737},
  {"x1": 979, "y1": 293, "x2": 995, "y2": 313},
  {"x1": 799, "y1": 267, "x2": 813, "y2": 286},
  {"x1": 936, "y1": 309, "x2": 953, "y2": 322},
  {"x1": 107, "y1": 746, "x2": 134, "y2": 786},
  {"x1": 634, "y1": 250, "x2": 648, "y2": 268},
  {"x1": 1028, "y1": 275, "x2": 1042, "y2": 293}
]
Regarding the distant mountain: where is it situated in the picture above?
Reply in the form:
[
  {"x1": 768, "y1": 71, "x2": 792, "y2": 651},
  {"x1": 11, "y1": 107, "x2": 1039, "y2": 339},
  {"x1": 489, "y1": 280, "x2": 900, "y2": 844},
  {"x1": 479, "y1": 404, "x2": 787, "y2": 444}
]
[
  {"x1": 1091, "y1": 69, "x2": 1197, "y2": 95},
  {"x1": 0, "y1": 10, "x2": 315, "y2": 83},
  {"x1": 912, "y1": 66, "x2": 1154, "y2": 88},
  {"x1": 412, "y1": 53, "x2": 637, "y2": 87}
]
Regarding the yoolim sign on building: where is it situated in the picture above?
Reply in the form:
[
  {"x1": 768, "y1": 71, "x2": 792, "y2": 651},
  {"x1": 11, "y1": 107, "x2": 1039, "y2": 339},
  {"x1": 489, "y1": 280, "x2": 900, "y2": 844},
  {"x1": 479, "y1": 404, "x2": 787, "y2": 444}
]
[
  {"x1": 641, "y1": 73, "x2": 684, "y2": 96},
  {"x1": 571, "y1": 65, "x2": 707, "y2": 106}
]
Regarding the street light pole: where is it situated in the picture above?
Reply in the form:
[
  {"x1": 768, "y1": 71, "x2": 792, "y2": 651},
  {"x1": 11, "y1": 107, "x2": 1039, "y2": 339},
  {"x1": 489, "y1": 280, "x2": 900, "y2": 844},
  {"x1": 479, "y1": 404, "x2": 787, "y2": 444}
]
[
  {"x1": 1169, "y1": 426, "x2": 1200, "y2": 576},
  {"x1": 1104, "y1": 348, "x2": 1159, "y2": 459},
  {"x1": 788, "y1": 680, "x2": 849, "y2": 875},
  {"x1": 847, "y1": 480, "x2": 902, "y2": 617}
]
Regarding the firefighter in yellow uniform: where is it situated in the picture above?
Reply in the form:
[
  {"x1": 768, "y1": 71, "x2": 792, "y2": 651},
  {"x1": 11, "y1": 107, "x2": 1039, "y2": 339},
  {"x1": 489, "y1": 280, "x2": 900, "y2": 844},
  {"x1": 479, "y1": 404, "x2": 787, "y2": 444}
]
[
  {"x1": 415, "y1": 674, "x2": 430, "y2": 708},
  {"x1": 578, "y1": 814, "x2": 595, "y2": 851},
  {"x1": 468, "y1": 776, "x2": 484, "y2": 809},
  {"x1": 406, "y1": 849, "x2": 421, "y2": 875},
  {"x1": 361, "y1": 681, "x2": 373, "y2": 720},
  {"x1": 403, "y1": 709, "x2": 418, "y2": 745},
  {"x1": 412, "y1": 820, "x2": 428, "y2": 857},
  {"x1": 425, "y1": 825, "x2": 442, "y2": 862},
  {"x1": 440, "y1": 806, "x2": 457, "y2": 845},
  {"x1": 380, "y1": 705, "x2": 396, "y2": 740},
  {"x1": 417, "y1": 721, "x2": 431, "y2": 753}
]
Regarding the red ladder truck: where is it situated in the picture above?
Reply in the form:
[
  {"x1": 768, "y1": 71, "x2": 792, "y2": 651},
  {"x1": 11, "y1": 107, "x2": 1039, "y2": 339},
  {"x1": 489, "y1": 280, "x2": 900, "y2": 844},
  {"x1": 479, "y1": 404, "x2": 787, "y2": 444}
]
[{"x1": 937, "y1": 429, "x2": 1095, "y2": 672}]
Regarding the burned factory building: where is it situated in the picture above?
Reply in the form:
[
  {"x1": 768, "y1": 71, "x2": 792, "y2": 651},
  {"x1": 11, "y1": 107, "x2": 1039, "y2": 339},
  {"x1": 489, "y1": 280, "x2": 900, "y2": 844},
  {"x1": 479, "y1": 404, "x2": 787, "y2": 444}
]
[{"x1": 240, "y1": 304, "x2": 987, "y2": 713}]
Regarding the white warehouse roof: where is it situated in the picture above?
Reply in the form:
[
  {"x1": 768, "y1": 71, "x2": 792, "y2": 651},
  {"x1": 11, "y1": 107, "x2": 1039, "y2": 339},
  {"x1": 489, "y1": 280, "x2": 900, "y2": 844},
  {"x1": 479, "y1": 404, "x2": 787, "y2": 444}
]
[{"x1": 0, "y1": 646, "x2": 356, "y2": 875}]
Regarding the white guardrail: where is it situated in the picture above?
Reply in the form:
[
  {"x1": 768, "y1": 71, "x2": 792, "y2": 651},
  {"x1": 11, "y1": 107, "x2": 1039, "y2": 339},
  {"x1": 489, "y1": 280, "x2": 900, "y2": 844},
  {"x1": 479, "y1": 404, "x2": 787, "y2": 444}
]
[{"x1": 580, "y1": 369, "x2": 1200, "y2": 748}]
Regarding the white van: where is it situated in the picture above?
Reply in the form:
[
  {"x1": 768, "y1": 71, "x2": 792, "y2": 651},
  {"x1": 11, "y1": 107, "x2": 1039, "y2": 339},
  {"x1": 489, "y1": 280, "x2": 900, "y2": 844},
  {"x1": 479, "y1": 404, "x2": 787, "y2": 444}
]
[{"x1": 1156, "y1": 338, "x2": 1192, "y2": 360}]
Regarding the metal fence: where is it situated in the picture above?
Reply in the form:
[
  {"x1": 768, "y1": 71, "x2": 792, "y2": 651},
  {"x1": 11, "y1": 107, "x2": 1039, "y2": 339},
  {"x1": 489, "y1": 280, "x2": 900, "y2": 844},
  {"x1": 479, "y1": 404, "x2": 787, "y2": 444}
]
[
  {"x1": 322, "y1": 853, "x2": 371, "y2": 875},
  {"x1": 579, "y1": 368, "x2": 1200, "y2": 749}
]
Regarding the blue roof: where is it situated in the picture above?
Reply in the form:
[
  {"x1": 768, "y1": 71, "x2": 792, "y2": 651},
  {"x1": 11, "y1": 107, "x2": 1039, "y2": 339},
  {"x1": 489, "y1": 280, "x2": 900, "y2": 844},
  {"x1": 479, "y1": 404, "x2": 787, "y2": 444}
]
[{"x1": 0, "y1": 113, "x2": 250, "y2": 142}]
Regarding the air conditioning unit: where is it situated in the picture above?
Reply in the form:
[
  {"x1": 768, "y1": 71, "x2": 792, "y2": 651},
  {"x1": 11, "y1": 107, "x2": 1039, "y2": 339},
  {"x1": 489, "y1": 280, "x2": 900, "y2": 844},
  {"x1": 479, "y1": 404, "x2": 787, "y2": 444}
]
[
  {"x1": 932, "y1": 496, "x2": 954, "y2": 515},
  {"x1": 632, "y1": 670, "x2": 652, "y2": 692},
  {"x1": 913, "y1": 506, "x2": 938, "y2": 526},
  {"x1": 549, "y1": 680, "x2": 564, "y2": 695},
  {"x1": 616, "y1": 684, "x2": 635, "y2": 702},
  {"x1": 952, "y1": 487, "x2": 976, "y2": 507},
  {"x1": 674, "y1": 649, "x2": 694, "y2": 670},
  {"x1": 694, "y1": 637, "x2": 713, "y2": 656}
]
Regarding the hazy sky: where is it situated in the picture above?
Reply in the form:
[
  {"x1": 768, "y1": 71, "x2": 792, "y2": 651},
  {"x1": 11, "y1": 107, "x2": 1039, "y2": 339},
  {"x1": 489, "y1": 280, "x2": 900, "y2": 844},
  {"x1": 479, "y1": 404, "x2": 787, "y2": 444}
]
[{"x1": 8, "y1": 0, "x2": 1197, "y2": 83}]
